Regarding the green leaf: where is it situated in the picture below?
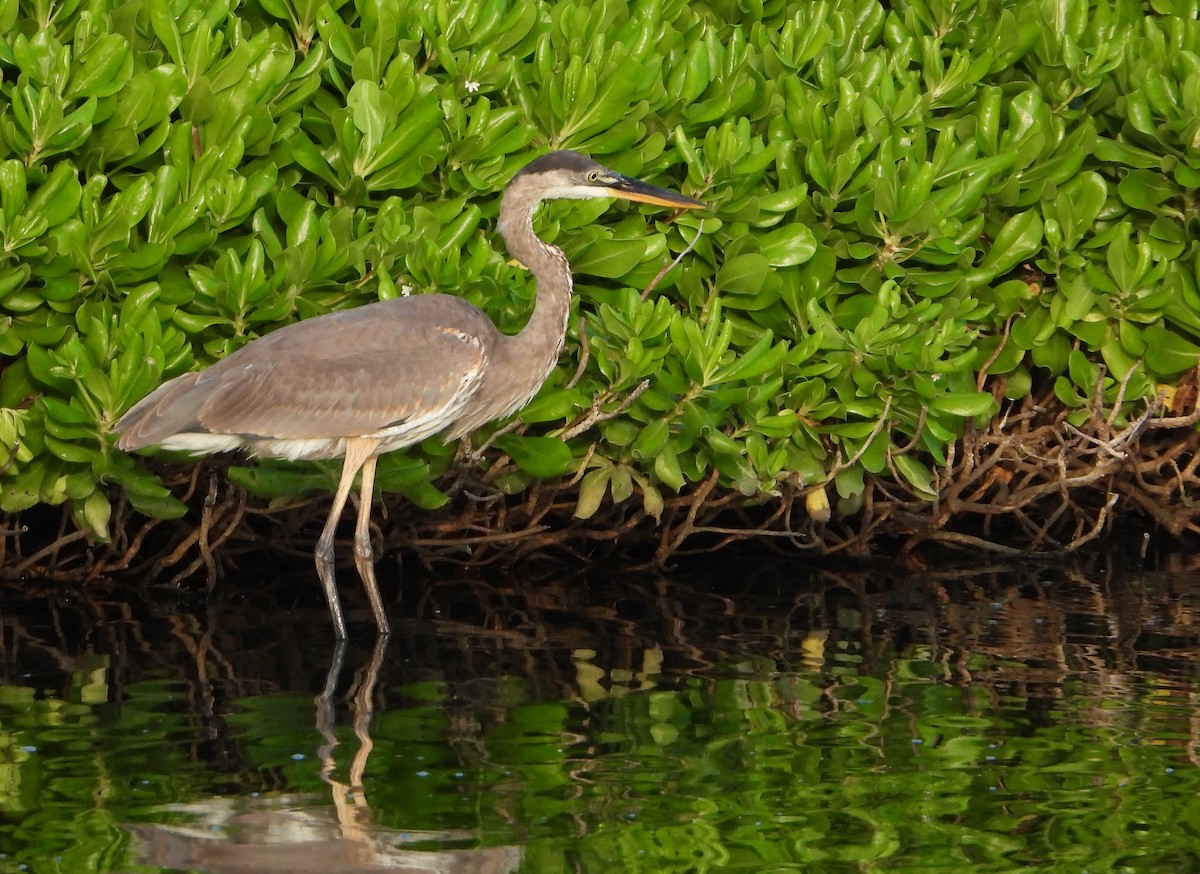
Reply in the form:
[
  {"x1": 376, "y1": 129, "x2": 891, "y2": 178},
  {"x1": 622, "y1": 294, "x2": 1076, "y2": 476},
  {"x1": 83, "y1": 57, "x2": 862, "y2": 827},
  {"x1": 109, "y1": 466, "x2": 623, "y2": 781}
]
[
  {"x1": 45, "y1": 435, "x2": 95, "y2": 463},
  {"x1": 893, "y1": 454, "x2": 937, "y2": 500},
  {"x1": 654, "y1": 446, "x2": 686, "y2": 491},
  {"x1": 25, "y1": 161, "x2": 81, "y2": 228},
  {"x1": 571, "y1": 238, "x2": 648, "y2": 278},
  {"x1": 228, "y1": 464, "x2": 337, "y2": 498},
  {"x1": 1092, "y1": 136, "x2": 1161, "y2": 169},
  {"x1": 347, "y1": 80, "x2": 392, "y2": 155},
  {"x1": 147, "y1": 0, "x2": 186, "y2": 69},
  {"x1": 1056, "y1": 172, "x2": 1106, "y2": 241},
  {"x1": 609, "y1": 465, "x2": 634, "y2": 503},
  {"x1": 980, "y1": 211, "x2": 1042, "y2": 277},
  {"x1": 1143, "y1": 325, "x2": 1200, "y2": 377},
  {"x1": 758, "y1": 224, "x2": 817, "y2": 268},
  {"x1": 834, "y1": 464, "x2": 865, "y2": 500},
  {"x1": 717, "y1": 253, "x2": 770, "y2": 295},
  {"x1": 77, "y1": 489, "x2": 112, "y2": 541},
  {"x1": 929, "y1": 391, "x2": 997, "y2": 418},
  {"x1": 574, "y1": 467, "x2": 611, "y2": 519},
  {"x1": 1067, "y1": 348, "x2": 1100, "y2": 391},
  {"x1": 494, "y1": 435, "x2": 574, "y2": 478},
  {"x1": 641, "y1": 481, "x2": 664, "y2": 521},
  {"x1": 1053, "y1": 375, "x2": 1084, "y2": 407},
  {"x1": 398, "y1": 478, "x2": 450, "y2": 509},
  {"x1": 1117, "y1": 169, "x2": 1176, "y2": 211},
  {"x1": 632, "y1": 419, "x2": 670, "y2": 459},
  {"x1": 68, "y1": 34, "x2": 132, "y2": 99}
]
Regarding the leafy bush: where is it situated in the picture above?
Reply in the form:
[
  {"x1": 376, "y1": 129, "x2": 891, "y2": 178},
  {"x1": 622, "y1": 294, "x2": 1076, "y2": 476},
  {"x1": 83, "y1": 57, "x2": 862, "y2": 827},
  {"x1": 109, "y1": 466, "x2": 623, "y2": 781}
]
[{"x1": 2, "y1": 0, "x2": 1199, "y2": 550}]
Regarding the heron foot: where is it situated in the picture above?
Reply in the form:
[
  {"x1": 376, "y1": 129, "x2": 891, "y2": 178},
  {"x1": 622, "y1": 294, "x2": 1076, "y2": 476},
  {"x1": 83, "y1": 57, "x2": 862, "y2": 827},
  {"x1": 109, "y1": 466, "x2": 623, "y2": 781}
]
[
  {"x1": 351, "y1": 533, "x2": 390, "y2": 636},
  {"x1": 315, "y1": 542, "x2": 348, "y2": 640}
]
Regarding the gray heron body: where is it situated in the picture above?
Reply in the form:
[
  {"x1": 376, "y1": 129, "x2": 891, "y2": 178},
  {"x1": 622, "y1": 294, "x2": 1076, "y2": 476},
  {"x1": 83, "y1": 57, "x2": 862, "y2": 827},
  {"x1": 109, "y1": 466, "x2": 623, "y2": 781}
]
[{"x1": 115, "y1": 151, "x2": 704, "y2": 639}]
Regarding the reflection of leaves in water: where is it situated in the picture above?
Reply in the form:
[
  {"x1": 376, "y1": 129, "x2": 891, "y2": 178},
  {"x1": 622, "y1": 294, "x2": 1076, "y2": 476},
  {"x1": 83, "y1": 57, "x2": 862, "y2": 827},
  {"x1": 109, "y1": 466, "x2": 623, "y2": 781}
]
[{"x1": 2, "y1": 562, "x2": 1200, "y2": 871}]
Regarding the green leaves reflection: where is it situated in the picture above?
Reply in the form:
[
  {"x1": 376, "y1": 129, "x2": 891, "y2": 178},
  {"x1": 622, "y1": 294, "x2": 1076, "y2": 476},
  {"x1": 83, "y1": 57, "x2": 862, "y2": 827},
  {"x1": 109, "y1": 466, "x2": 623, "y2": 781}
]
[{"x1": 4, "y1": 650, "x2": 1200, "y2": 871}]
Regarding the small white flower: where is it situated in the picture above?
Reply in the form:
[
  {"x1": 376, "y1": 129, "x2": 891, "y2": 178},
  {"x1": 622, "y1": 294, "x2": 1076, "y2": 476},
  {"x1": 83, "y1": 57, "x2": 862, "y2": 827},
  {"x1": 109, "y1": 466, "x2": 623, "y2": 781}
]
[
  {"x1": 464, "y1": 80, "x2": 480, "y2": 93},
  {"x1": 400, "y1": 284, "x2": 413, "y2": 297}
]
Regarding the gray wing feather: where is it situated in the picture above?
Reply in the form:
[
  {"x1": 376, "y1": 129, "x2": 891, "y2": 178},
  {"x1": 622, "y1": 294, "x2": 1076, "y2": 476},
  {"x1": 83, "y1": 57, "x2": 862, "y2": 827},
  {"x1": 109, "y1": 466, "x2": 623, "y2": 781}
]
[{"x1": 117, "y1": 296, "x2": 496, "y2": 448}]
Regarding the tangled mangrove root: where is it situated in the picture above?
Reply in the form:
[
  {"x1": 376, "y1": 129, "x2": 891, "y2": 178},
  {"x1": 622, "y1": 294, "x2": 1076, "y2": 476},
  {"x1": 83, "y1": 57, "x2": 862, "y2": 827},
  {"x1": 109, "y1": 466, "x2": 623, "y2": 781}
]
[{"x1": 3, "y1": 373, "x2": 1199, "y2": 583}]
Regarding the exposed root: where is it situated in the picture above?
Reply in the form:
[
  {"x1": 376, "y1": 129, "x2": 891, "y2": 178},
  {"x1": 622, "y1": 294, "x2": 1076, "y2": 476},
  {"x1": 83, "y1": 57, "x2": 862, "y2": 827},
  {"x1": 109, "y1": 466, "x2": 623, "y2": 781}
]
[{"x1": 5, "y1": 372, "x2": 1200, "y2": 582}]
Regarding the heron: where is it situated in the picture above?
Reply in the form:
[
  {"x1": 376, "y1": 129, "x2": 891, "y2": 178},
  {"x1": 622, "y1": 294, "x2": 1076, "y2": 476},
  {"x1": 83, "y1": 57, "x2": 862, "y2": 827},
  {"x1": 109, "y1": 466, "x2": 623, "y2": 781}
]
[{"x1": 114, "y1": 150, "x2": 705, "y2": 639}]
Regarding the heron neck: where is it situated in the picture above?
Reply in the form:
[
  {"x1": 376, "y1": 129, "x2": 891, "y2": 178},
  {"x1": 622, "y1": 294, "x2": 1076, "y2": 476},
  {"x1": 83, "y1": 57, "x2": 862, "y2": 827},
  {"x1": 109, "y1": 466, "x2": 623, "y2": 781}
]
[{"x1": 497, "y1": 190, "x2": 573, "y2": 367}]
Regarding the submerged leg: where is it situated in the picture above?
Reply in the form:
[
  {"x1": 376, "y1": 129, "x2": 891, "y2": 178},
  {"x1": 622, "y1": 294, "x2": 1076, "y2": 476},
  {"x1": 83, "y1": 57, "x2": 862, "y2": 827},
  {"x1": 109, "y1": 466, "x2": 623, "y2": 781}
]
[
  {"x1": 352, "y1": 453, "x2": 390, "y2": 635},
  {"x1": 315, "y1": 438, "x2": 376, "y2": 639}
]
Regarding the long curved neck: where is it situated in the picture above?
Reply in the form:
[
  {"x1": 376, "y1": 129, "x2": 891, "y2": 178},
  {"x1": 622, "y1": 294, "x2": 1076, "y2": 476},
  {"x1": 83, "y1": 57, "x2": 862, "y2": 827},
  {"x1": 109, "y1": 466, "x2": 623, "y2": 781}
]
[{"x1": 496, "y1": 182, "x2": 573, "y2": 375}]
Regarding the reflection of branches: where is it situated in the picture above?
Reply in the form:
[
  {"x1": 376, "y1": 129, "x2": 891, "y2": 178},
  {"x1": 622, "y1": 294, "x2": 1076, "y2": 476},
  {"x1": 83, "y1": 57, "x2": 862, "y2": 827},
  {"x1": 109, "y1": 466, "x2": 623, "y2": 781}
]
[{"x1": 7, "y1": 556, "x2": 1200, "y2": 767}]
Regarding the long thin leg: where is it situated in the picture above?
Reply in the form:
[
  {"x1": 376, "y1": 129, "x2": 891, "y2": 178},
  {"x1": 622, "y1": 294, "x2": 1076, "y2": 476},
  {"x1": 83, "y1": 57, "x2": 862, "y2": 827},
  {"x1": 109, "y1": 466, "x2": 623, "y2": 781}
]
[
  {"x1": 352, "y1": 453, "x2": 390, "y2": 634},
  {"x1": 316, "y1": 439, "x2": 375, "y2": 639}
]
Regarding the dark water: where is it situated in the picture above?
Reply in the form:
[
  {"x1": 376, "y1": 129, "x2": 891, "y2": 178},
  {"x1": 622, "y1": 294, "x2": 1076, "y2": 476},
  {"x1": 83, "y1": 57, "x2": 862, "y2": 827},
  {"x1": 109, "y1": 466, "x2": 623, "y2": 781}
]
[{"x1": 2, "y1": 553, "x2": 1200, "y2": 872}]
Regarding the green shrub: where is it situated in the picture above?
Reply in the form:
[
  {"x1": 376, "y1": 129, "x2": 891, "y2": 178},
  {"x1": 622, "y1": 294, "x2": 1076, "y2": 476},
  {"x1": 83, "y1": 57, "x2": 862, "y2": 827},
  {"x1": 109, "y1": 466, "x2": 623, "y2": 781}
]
[{"x1": 2, "y1": 0, "x2": 1198, "y2": 546}]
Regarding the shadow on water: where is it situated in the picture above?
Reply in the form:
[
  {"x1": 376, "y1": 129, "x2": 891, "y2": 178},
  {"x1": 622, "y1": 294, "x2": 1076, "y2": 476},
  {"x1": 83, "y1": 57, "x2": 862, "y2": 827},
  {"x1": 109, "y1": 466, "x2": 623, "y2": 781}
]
[{"x1": 3, "y1": 551, "x2": 1200, "y2": 871}]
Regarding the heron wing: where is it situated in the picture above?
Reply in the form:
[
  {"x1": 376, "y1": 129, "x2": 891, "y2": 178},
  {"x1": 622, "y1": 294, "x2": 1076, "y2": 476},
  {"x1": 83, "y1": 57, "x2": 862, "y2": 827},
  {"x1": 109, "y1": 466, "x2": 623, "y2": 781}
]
[{"x1": 117, "y1": 296, "x2": 496, "y2": 448}]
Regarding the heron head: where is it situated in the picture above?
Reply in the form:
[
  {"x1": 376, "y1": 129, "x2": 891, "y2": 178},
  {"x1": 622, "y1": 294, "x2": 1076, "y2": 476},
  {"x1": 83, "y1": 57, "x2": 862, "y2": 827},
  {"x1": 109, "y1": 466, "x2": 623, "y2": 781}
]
[{"x1": 510, "y1": 150, "x2": 706, "y2": 211}]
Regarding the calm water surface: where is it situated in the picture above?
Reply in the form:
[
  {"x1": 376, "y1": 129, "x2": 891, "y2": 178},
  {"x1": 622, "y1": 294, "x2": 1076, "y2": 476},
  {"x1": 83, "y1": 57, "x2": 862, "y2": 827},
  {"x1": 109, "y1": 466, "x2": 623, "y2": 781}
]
[{"x1": 2, "y1": 554, "x2": 1199, "y2": 872}]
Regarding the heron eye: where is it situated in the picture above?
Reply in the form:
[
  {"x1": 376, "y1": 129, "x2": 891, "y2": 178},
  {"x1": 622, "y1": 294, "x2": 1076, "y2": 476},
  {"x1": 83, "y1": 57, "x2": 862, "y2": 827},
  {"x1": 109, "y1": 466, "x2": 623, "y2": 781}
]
[{"x1": 587, "y1": 170, "x2": 601, "y2": 183}]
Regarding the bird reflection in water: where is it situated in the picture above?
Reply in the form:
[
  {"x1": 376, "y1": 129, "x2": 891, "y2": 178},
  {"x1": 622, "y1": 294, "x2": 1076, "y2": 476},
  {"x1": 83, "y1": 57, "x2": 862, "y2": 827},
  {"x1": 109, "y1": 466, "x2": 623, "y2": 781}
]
[{"x1": 129, "y1": 638, "x2": 524, "y2": 873}]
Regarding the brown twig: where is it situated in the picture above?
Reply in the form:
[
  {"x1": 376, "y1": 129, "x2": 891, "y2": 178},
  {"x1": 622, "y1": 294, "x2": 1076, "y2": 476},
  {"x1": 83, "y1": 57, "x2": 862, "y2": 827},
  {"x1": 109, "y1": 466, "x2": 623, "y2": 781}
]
[{"x1": 641, "y1": 226, "x2": 702, "y2": 301}]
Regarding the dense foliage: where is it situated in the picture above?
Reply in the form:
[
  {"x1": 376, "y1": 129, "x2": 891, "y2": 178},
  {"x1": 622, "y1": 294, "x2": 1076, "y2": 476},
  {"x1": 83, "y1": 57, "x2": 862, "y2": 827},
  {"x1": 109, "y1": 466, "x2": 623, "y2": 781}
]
[{"x1": 2, "y1": 0, "x2": 1199, "y2": 548}]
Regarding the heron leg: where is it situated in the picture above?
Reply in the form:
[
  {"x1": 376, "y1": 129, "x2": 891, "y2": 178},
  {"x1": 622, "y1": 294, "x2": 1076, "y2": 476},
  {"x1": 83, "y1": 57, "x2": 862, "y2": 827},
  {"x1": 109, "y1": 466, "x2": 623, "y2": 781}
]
[
  {"x1": 352, "y1": 453, "x2": 390, "y2": 635},
  {"x1": 316, "y1": 439, "x2": 375, "y2": 640}
]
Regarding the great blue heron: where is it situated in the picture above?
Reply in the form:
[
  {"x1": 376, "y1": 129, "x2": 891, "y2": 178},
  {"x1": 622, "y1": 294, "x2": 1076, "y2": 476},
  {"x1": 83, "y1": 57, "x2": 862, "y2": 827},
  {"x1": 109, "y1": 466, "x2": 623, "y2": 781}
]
[{"x1": 115, "y1": 150, "x2": 705, "y2": 639}]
